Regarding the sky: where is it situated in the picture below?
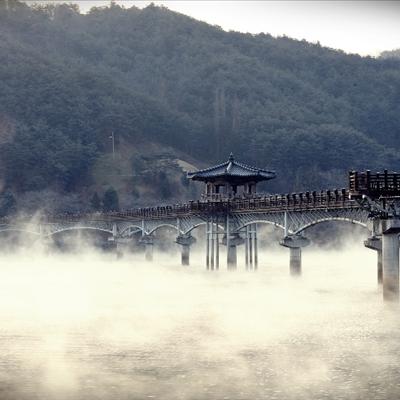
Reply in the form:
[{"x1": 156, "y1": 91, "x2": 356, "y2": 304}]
[{"x1": 24, "y1": 1, "x2": 400, "y2": 57}]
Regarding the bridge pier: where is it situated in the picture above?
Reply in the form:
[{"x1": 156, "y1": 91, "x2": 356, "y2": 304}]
[
  {"x1": 245, "y1": 224, "x2": 258, "y2": 270},
  {"x1": 364, "y1": 236, "x2": 382, "y2": 285},
  {"x1": 206, "y1": 216, "x2": 220, "y2": 270},
  {"x1": 280, "y1": 234, "x2": 310, "y2": 276},
  {"x1": 176, "y1": 234, "x2": 196, "y2": 266},
  {"x1": 140, "y1": 235, "x2": 154, "y2": 262},
  {"x1": 223, "y1": 233, "x2": 244, "y2": 270},
  {"x1": 382, "y1": 230, "x2": 399, "y2": 302}
]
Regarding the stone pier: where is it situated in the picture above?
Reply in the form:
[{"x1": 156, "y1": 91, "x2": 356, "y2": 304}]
[
  {"x1": 280, "y1": 234, "x2": 310, "y2": 276},
  {"x1": 176, "y1": 234, "x2": 196, "y2": 266},
  {"x1": 364, "y1": 236, "x2": 382, "y2": 284},
  {"x1": 140, "y1": 235, "x2": 154, "y2": 262},
  {"x1": 222, "y1": 233, "x2": 244, "y2": 270},
  {"x1": 380, "y1": 220, "x2": 400, "y2": 302}
]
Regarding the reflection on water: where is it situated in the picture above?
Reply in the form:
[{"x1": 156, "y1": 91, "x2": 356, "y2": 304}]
[{"x1": 0, "y1": 246, "x2": 399, "y2": 400}]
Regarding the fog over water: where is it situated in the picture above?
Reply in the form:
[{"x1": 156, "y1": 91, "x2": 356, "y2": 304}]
[{"x1": 0, "y1": 236, "x2": 400, "y2": 400}]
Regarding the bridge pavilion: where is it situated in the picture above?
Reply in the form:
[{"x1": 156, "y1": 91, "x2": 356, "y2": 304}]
[
  {"x1": 187, "y1": 154, "x2": 277, "y2": 270},
  {"x1": 187, "y1": 153, "x2": 276, "y2": 201}
]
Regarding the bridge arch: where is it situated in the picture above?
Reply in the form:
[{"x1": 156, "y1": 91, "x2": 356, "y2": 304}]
[
  {"x1": 183, "y1": 222, "x2": 206, "y2": 235},
  {"x1": 183, "y1": 221, "x2": 225, "y2": 236},
  {"x1": 293, "y1": 217, "x2": 368, "y2": 235},
  {"x1": 119, "y1": 225, "x2": 144, "y2": 237},
  {"x1": 235, "y1": 220, "x2": 285, "y2": 233},
  {"x1": 0, "y1": 228, "x2": 41, "y2": 236},
  {"x1": 148, "y1": 223, "x2": 180, "y2": 235},
  {"x1": 46, "y1": 226, "x2": 114, "y2": 237}
]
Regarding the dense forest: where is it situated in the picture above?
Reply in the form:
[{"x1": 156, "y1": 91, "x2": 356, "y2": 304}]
[{"x1": 1, "y1": 1, "x2": 400, "y2": 214}]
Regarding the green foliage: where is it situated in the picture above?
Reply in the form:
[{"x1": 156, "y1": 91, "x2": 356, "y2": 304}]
[
  {"x1": 90, "y1": 192, "x2": 101, "y2": 211},
  {"x1": 102, "y1": 187, "x2": 119, "y2": 211},
  {"x1": 380, "y1": 49, "x2": 400, "y2": 60},
  {"x1": 158, "y1": 171, "x2": 172, "y2": 199},
  {"x1": 180, "y1": 173, "x2": 189, "y2": 187},
  {"x1": 1, "y1": 1, "x2": 400, "y2": 203},
  {"x1": 0, "y1": 191, "x2": 17, "y2": 217},
  {"x1": 131, "y1": 186, "x2": 140, "y2": 199}
]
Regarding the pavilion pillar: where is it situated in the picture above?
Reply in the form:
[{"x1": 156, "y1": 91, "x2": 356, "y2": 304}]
[
  {"x1": 252, "y1": 223, "x2": 258, "y2": 270},
  {"x1": 216, "y1": 216, "x2": 220, "y2": 270},
  {"x1": 176, "y1": 234, "x2": 196, "y2": 266},
  {"x1": 244, "y1": 224, "x2": 258, "y2": 270},
  {"x1": 206, "y1": 220, "x2": 210, "y2": 269},
  {"x1": 280, "y1": 234, "x2": 310, "y2": 276},
  {"x1": 378, "y1": 249, "x2": 383, "y2": 285},
  {"x1": 245, "y1": 225, "x2": 249, "y2": 269},
  {"x1": 249, "y1": 225, "x2": 253, "y2": 269},
  {"x1": 210, "y1": 215, "x2": 215, "y2": 270}
]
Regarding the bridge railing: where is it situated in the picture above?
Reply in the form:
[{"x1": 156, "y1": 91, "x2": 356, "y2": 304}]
[
  {"x1": 33, "y1": 188, "x2": 358, "y2": 224},
  {"x1": 349, "y1": 170, "x2": 400, "y2": 198}
]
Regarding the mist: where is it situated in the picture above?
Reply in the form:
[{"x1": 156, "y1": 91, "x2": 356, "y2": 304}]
[{"x1": 0, "y1": 228, "x2": 399, "y2": 400}]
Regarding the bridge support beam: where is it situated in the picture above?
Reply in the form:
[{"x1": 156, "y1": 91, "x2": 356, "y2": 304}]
[
  {"x1": 364, "y1": 236, "x2": 383, "y2": 285},
  {"x1": 245, "y1": 224, "x2": 258, "y2": 270},
  {"x1": 140, "y1": 235, "x2": 154, "y2": 262},
  {"x1": 176, "y1": 234, "x2": 196, "y2": 266},
  {"x1": 382, "y1": 231, "x2": 399, "y2": 302},
  {"x1": 206, "y1": 216, "x2": 220, "y2": 270},
  {"x1": 280, "y1": 235, "x2": 310, "y2": 276},
  {"x1": 378, "y1": 219, "x2": 400, "y2": 302}
]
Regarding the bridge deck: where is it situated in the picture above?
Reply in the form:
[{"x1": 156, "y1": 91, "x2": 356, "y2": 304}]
[{"x1": 29, "y1": 188, "x2": 360, "y2": 223}]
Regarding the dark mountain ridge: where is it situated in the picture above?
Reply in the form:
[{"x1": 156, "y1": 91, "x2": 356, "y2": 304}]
[{"x1": 0, "y1": 1, "x2": 400, "y2": 213}]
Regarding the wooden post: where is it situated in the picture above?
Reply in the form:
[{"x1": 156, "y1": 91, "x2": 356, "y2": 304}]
[
  {"x1": 215, "y1": 215, "x2": 219, "y2": 270},
  {"x1": 206, "y1": 219, "x2": 210, "y2": 269},
  {"x1": 210, "y1": 215, "x2": 215, "y2": 270},
  {"x1": 245, "y1": 225, "x2": 249, "y2": 269},
  {"x1": 254, "y1": 223, "x2": 258, "y2": 270},
  {"x1": 249, "y1": 225, "x2": 253, "y2": 270}
]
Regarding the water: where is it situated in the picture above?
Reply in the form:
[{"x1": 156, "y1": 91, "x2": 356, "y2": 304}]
[{"x1": 0, "y1": 245, "x2": 399, "y2": 400}]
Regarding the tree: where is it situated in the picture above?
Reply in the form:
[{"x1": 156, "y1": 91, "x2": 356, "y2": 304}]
[
  {"x1": 158, "y1": 171, "x2": 172, "y2": 199},
  {"x1": 90, "y1": 191, "x2": 101, "y2": 211},
  {"x1": 102, "y1": 187, "x2": 119, "y2": 211},
  {"x1": 0, "y1": 191, "x2": 16, "y2": 217}
]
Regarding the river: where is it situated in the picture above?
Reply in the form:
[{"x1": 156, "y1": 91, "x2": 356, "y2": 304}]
[{"x1": 0, "y1": 243, "x2": 399, "y2": 400}]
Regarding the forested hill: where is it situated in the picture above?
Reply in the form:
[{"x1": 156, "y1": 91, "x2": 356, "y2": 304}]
[{"x1": 1, "y1": 1, "x2": 400, "y2": 213}]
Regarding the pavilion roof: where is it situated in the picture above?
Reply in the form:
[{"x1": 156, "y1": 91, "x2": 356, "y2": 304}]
[{"x1": 187, "y1": 153, "x2": 276, "y2": 183}]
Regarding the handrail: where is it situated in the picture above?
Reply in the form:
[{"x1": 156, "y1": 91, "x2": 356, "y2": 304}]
[{"x1": 21, "y1": 188, "x2": 358, "y2": 224}]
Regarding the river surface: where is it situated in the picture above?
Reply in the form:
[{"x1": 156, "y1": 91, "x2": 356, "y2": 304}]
[{"x1": 0, "y1": 245, "x2": 399, "y2": 400}]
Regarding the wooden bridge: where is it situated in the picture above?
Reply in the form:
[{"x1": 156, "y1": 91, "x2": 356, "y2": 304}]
[{"x1": 1, "y1": 155, "x2": 400, "y2": 302}]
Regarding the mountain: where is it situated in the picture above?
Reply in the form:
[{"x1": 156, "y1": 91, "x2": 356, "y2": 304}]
[
  {"x1": 1, "y1": 1, "x2": 400, "y2": 213},
  {"x1": 380, "y1": 49, "x2": 400, "y2": 60}
]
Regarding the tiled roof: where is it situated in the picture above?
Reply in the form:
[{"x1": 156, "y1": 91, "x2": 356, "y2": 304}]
[{"x1": 187, "y1": 153, "x2": 276, "y2": 182}]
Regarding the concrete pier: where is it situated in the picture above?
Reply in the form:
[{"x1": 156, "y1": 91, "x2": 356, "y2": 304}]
[
  {"x1": 223, "y1": 233, "x2": 244, "y2": 270},
  {"x1": 289, "y1": 247, "x2": 301, "y2": 276},
  {"x1": 382, "y1": 232, "x2": 399, "y2": 302},
  {"x1": 176, "y1": 234, "x2": 196, "y2": 266},
  {"x1": 280, "y1": 234, "x2": 310, "y2": 276},
  {"x1": 140, "y1": 235, "x2": 154, "y2": 262},
  {"x1": 245, "y1": 224, "x2": 258, "y2": 270},
  {"x1": 364, "y1": 236, "x2": 382, "y2": 284},
  {"x1": 379, "y1": 219, "x2": 400, "y2": 302},
  {"x1": 206, "y1": 217, "x2": 221, "y2": 270}
]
